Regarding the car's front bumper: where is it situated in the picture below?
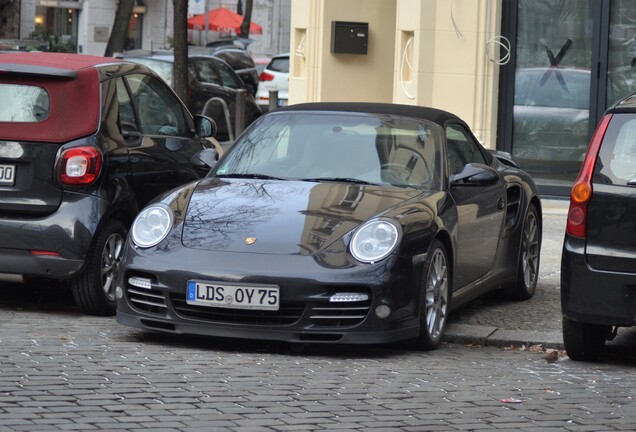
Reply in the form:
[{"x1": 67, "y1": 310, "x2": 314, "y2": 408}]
[
  {"x1": 561, "y1": 234, "x2": 636, "y2": 327},
  {"x1": 116, "y1": 244, "x2": 424, "y2": 344}
]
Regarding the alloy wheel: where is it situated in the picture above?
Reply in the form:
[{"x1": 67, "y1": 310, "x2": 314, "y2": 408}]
[
  {"x1": 521, "y1": 211, "x2": 540, "y2": 288},
  {"x1": 101, "y1": 232, "x2": 125, "y2": 302},
  {"x1": 425, "y1": 248, "x2": 449, "y2": 342}
]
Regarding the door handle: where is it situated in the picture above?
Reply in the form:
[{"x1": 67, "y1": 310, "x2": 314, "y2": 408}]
[{"x1": 497, "y1": 198, "x2": 505, "y2": 211}]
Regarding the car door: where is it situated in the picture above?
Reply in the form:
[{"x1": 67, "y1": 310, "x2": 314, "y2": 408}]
[
  {"x1": 446, "y1": 122, "x2": 505, "y2": 289},
  {"x1": 116, "y1": 73, "x2": 208, "y2": 208}
]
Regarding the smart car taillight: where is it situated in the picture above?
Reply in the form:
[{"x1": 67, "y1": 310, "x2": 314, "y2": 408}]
[
  {"x1": 57, "y1": 146, "x2": 102, "y2": 186},
  {"x1": 259, "y1": 71, "x2": 275, "y2": 81},
  {"x1": 566, "y1": 114, "x2": 612, "y2": 238}
]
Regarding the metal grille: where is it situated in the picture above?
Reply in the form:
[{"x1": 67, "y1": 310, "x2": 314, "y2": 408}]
[{"x1": 170, "y1": 293, "x2": 305, "y2": 325}]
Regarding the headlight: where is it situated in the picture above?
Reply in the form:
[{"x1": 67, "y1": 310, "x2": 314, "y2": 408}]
[
  {"x1": 131, "y1": 204, "x2": 174, "y2": 248},
  {"x1": 350, "y1": 219, "x2": 400, "y2": 263}
]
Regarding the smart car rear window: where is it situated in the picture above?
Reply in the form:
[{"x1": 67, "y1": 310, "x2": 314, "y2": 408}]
[
  {"x1": 0, "y1": 84, "x2": 49, "y2": 122},
  {"x1": 595, "y1": 113, "x2": 636, "y2": 185}
]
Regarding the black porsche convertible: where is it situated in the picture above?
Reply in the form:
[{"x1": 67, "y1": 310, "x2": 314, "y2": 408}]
[{"x1": 115, "y1": 103, "x2": 542, "y2": 350}]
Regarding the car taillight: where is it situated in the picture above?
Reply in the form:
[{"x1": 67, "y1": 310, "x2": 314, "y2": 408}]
[
  {"x1": 57, "y1": 146, "x2": 102, "y2": 186},
  {"x1": 259, "y1": 71, "x2": 275, "y2": 81},
  {"x1": 566, "y1": 114, "x2": 612, "y2": 238}
]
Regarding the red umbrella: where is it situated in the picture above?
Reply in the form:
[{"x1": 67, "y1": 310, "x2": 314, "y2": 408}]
[{"x1": 187, "y1": 7, "x2": 263, "y2": 35}]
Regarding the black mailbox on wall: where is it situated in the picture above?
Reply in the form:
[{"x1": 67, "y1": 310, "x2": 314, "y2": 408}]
[{"x1": 331, "y1": 21, "x2": 368, "y2": 55}]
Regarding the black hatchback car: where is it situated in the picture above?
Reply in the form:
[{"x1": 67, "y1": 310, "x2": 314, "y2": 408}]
[
  {"x1": 561, "y1": 92, "x2": 636, "y2": 360},
  {"x1": 0, "y1": 52, "x2": 216, "y2": 316}
]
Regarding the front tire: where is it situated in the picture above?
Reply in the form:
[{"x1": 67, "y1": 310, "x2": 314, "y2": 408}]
[
  {"x1": 70, "y1": 219, "x2": 127, "y2": 316},
  {"x1": 414, "y1": 239, "x2": 451, "y2": 350},
  {"x1": 507, "y1": 203, "x2": 540, "y2": 300},
  {"x1": 562, "y1": 318, "x2": 609, "y2": 361}
]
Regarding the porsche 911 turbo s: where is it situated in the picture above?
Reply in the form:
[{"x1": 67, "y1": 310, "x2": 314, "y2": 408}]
[{"x1": 115, "y1": 103, "x2": 542, "y2": 349}]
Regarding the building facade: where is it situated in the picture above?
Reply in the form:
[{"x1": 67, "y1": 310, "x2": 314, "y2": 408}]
[{"x1": 3, "y1": 0, "x2": 290, "y2": 57}]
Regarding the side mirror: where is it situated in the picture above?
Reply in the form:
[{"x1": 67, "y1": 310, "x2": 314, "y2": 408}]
[
  {"x1": 194, "y1": 115, "x2": 217, "y2": 138},
  {"x1": 451, "y1": 163, "x2": 500, "y2": 186},
  {"x1": 190, "y1": 148, "x2": 218, "y2": 172}
]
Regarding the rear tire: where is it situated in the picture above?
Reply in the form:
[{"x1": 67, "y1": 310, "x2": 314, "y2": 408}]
[
  {"x1": 70, "y1": 219, "x2": 127, "y2": 316},
  {"x1": 562, "y1": 317, "x2": 609, "y2": 361},
  {"x1": 414, "y1": 240, "x2": 451, "y2": 350},
  {"x1": 506, "y1": 203, "x2": 540, "y2": 300}
]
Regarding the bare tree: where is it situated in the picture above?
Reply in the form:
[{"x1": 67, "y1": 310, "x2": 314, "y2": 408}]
[
  {"x1": 239, "y1": 0, "x2": 253, "y2": 39},
  {"x1": 104, "y1": 0, "x2": 135, "y2": 57},
  {"x1": 172, "y1": 0, "x2": 189, "y2": 105}
]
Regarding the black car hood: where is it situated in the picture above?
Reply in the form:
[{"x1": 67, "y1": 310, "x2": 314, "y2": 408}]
[{"x1": 181, "y1": 178, "x2": 426, "y2": 255}]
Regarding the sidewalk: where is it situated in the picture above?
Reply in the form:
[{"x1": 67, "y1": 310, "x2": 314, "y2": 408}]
[{"x1": 445, "y1": 198, "x2": 568, "y2": 349}]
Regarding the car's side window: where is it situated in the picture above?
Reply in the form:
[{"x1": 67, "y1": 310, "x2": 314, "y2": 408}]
[
  {"x1": 193, "y1": 59, "x2": 222, "y2": 86},
  {"x1": 596, "y1": 114, "x2": 636, "y2": 184},
  {"x1": 123, "y1": 74, "x2": 188, "y2": 136},
  {"x1": 216, "y1": 62, "x2": 241, "y2": 89},
  {"x1": 445, "y1": 123, "x2": 487, "y2": 175}
]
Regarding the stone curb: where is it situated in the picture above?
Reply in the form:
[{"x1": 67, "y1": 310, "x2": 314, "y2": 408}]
[{"x1": 445, "y1": 323, "x2": 564, "y2": 349}]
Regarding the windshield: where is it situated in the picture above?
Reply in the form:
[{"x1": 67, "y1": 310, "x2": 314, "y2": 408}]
[{"x1": 215, "y1": 112, "x2": 442, "y2": 189}]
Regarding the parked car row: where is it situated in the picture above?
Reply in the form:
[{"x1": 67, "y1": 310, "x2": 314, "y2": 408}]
[
  {"x1": 5, "y1": 52, "x2": 636, "y2": 362},
  {"x1": 0, "y1": 52, "x2": 543, "y2": 350}
]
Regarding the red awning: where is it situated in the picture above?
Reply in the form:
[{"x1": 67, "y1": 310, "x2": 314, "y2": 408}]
[{"x1": 187, "y1": 7, "x2": 263, "y2": 35}]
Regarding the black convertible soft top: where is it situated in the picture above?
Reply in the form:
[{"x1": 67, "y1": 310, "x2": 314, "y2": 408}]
[{"x1": 275, "y1": 102, "x2": 463, "y2": 127}]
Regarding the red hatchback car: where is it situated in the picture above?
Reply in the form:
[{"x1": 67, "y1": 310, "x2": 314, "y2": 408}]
[{"x1": 0, "y1": 52, "x2": 216, "y2": 315}]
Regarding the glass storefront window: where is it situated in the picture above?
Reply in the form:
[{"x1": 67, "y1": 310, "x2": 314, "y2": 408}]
[
  {"x1": 33, "y1": 5, "x2": 78, "y2": 52},
  {"x1": 512, "y1": 0, "x2": 593, "y2": 190},
  {"x1": 607, "y1": 2, "x2": 636, "y2": 108}
]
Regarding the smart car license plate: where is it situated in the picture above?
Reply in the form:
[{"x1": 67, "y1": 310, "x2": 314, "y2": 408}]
[
  {"x1": 0, "y1": 164, "x2": 15, "y2": 186},
  {"x1": 186, "y1": 280, "x2": 280, "y2": 310}
]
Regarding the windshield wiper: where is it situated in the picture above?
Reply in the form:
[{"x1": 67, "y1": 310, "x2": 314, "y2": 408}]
[
  {"x1": 216, "y1": 173, "x2": 286, "y2": 180},
  {"x1": 300, "y1": 177, "x2": 378, "y2": 185}
]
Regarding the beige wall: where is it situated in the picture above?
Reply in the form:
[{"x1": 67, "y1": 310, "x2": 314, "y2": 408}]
[
  {"x1": 289, "y1": 0, "x2": 397, "y2": 103},
  {"x1": 290, "y1": 0, "x2": 503, "y2": 148}
]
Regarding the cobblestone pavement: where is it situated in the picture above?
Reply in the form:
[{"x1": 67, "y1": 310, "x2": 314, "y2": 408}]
[{"x1": 1, "y1": 303, "x2": 636, "y2": 432}]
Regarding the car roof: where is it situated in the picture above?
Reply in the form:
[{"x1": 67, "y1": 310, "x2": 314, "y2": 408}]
[
  {"x1": 275, "y1": 102, "x2": 463, "y2": 126},
  {"x1": 0, "y1": 52, "x2": 121, "y2": 73},
  {"x1": 610, "y1": 92, "x2": 636, "y2": 113},
  {"x1": 118, "y1": 50, "x2": 226, "y2": 64}
]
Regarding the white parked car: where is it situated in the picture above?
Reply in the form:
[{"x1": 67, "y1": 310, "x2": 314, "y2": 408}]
[{"x1": 255, "y1": 53, "x2": 289, "y2": 112}]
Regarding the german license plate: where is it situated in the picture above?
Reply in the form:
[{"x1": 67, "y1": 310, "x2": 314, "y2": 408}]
[
  {"x1": 0, "y1": 164, "x2": 15, "y2": 186},
  {"x1": 186, "y1": 280, "x2": 280, "y2": 311}
]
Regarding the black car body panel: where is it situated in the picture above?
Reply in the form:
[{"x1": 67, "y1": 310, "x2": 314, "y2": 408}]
[
  {"x1": 0, "y1": 52, "x2": 214, "y2": 314},
  {"x1": 116, "y1": 103, "x2": 542, "y2": 345}
]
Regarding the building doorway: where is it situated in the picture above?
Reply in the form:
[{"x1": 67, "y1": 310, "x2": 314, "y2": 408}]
[{"x1": 498, "y1": 0, "x2": 636, "y2": 196}]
